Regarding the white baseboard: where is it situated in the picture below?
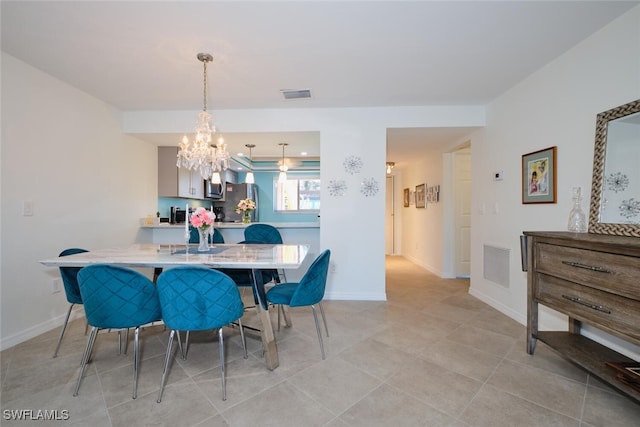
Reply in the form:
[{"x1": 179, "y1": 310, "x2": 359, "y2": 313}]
[
  {"x1": 324, "y1": 291, "x2": 387, "y2": 301},
  {"x1": 469, "y1": 286, "x2": 640, "y2": 360},
  {"x1": 403, "y1": 255, "x2": 444, "y2": 278},
  {"x1": 0, "y1": 307, "x2": 85, "y2": 351},
  {"x1": 468, "y1": 286, "x2": 526, "y2": 326}
]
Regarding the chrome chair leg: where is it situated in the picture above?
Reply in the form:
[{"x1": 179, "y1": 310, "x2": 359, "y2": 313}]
[
  {"x1": 118, "y1": 330, "x2": 122, "y2": 354},
  {"x1": 183, "y1": 331, "x2": 190, "y2": 360},
  {"x1": 53, "y1": 303, "x2": 74, "y2": 358},
  {"x1": 318, "y1": 301, "x2": 329, "y2": 337},
  {"x1": 157, "y1": 329, "x2": 175, "y2": 403},
  {"x1": 275, "y1": 303, "x2": 292, "y2": 331},
  {"x1": 132, "y1": 327, "x2": 140, "y2": 399},
  {"x1": 175, "y1": 330, "x2": 185, "y2": 360},
  {"x1": 311, "y1": 305, "x2": 325, "y2": 360},
  {"x1": 74, "y1": 326, "x2": 99, "y2": 396},
  {"x1": 123, "y1": 329, "x2": 130, "y2": 355},
  {"x1": 219, "y1": 328, "x2": 227, "y2": 401},
  {"x1": 277, "y1": 304, "x2": 282, "y2": 331},
  {"x1": 238, "y1": 319, "x2": 248, "y2": 359}
]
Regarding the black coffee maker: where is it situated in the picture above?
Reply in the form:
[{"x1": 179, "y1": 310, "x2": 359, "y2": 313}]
[
  {"x1": 212, "y1": 207, "x2": 225, "y2": 222},
  {"x1": 170, "y1": 207, "x2": 188, "y2": 224}
]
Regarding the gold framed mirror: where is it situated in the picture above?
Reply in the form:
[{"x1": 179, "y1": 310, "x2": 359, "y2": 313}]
[{"x1": 588, "y1": 99, "x2": 640, "y2": 237}]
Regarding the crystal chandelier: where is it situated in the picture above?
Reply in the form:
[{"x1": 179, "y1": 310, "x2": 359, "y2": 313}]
[
  {"x1": 176, "y1": 53, "x2": 230, "y2": 181},
  {"x1": 278, "y1": 143, "x2": 289, "y2": 182}
]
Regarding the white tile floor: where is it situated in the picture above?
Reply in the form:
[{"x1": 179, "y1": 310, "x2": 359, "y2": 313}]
[{"x1": 2, "y1": 256, "x2": 639, "y2": 426}]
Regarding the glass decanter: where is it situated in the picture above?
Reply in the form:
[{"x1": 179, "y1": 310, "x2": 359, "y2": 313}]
[{"x1": 567, "y1": 187, "x2": 588, "y2": 232}]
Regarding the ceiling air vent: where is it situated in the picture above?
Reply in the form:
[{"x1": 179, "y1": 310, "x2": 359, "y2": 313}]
[{"x1": 281, "y1": 89, "x2": 311, "y2": 100}]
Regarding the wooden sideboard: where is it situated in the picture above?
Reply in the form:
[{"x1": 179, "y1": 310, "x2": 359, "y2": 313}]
[{"x1": 524, "y1": 231, "x2": 640, "y2": 402}]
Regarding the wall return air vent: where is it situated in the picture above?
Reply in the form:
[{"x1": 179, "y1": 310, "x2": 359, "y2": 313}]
[{"x1": 281, "y1": 89, "x2": 311, "y2": 100}]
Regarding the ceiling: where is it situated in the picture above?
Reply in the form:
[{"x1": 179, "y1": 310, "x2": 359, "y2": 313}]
[{"x1": 2, "y1": 1, "x2": 636, "y2": 166}]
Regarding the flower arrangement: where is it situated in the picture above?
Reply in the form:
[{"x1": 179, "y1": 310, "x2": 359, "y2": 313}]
[
  {"x1": 235, "y1": 198, "x2": 256, "y2": 224},
  {"x1": 235, "y1": 198, "x2": 256, "y2": 214},
  {"x1": 190, "y1": 207, "x2": 215, "y2": 231}
]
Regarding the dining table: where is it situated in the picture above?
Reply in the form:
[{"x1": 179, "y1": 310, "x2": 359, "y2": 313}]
[{"x1": 40, "y1": 242, "x2": 310, "y2": 370}]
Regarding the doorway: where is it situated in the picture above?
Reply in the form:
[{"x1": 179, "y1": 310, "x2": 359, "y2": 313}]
[
  {"x1": 453, "y1": 147, "x2": 471, "y2": 277},
  {"x1": 385, "y1": 175, "x2": 395, "y2": 254}
]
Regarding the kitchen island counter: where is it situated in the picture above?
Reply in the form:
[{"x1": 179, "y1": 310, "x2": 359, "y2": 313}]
[
  {"x1": 141, "y1": 222, "x2": 319, "y2": 230},
  {"x1": 137, "y1": 222, "x2": 320, "y2": 281}
]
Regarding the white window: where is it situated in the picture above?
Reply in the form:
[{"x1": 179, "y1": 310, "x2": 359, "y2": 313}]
[{"x1": 274, "y1": 178, "x2": 320, "y2": 212}]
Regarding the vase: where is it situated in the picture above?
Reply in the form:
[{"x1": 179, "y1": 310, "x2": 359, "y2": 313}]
[
  {"x1": 567, "y1": 187, "x2": 587, "y2": 233},
  {"x1": 242, "y1": 211, "x2": 251, "y2": 224},
  {"x1": 197, "y1": 228, "x2": 209, "y2": 251}
]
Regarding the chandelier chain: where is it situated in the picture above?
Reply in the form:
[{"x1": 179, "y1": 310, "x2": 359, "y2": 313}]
[{"x1": 202, "y1": 59, "x2": 208, "y2": 112}]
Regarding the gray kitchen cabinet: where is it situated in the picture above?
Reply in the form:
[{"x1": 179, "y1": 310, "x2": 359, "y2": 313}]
[
  {"x1": 223, "y1": 168, "x2": 238, "y2": 184},
  {"x1": 158, "y1": 147, "x2": 204, "y2": 199}
]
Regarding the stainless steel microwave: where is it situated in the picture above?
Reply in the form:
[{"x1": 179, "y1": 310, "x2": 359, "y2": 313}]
[{"x1": 204, "y1": 179, "x2": 224, "y2": 199}]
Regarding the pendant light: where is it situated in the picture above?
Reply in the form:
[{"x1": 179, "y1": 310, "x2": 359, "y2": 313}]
[
  {"x1": 278, "y1": 143, "x2": 289, "y2": 183},
  {"x1": 245, "y1": 144, "x2": 255, "y2": 184},
  {"x1": 386, "y1": 162, "x2": 395, "y2": 174}
]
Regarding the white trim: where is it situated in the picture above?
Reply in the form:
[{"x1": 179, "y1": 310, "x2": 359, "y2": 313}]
[
  {"x1": 0, "y1": 307, "x2": 85, "y2": 351},
  {"x1": 324, "y1": 291, "x2": 387, "y2": 301}
]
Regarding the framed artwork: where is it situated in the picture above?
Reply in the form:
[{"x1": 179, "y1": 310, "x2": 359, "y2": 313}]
[
  {"x1": 522, "y1": 146, "x2": 557, "y2": 204},
  {"x1": 415, "y1": 183, "x2": 426, "y2": 208},
  {"x1": 403, "y1": 188, "x2": 410, "y2": 207}
]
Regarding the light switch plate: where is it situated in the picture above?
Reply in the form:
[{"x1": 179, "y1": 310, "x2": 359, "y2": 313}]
[
  {"x1": 22, "y1": 200, "x2": 34, "y2": 216},
  {"x1": 52, "y1": 278, "x2": 62, "y2": 294},
  {"x1": 494, "y1": 171, "x2": 504, "y2": 181}
]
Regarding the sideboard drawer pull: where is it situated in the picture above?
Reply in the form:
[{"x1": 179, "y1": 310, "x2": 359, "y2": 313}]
[
  {"x1": 561, "y1": 260, "x2": 611, "y2": 273},
  {"x1": 561, "y1": 294, "x2": 612, "y2": 314}
]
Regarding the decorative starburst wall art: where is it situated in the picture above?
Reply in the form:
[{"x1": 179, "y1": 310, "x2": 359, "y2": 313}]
[
  {"x1": 360, "y1": 178, "x2": 379, "y2": 197},
  {"x1": 328, "y1": 179, "x2": 347, "y2": 197},
  {"x1": 607, "y1": 172, "x2": 629, "y2": 193},
  {"x1": 343, "y1": 155, "x2": 363, "y2": 175},
  {"x1": 619, "y1": 198, "x2": 640, "y2": 221}
]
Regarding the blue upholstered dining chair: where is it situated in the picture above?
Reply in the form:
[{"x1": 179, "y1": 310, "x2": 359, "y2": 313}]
[
  {"x1": 189, "y1": 226, "x2": 224, "y2": 244},
  {"x1": 182, "y1": 241, "x2": 273, "y2": 356},
  {"x1": 244, "y1": 223, "x2": 283, "y2": 245},
  {"x1": 53, "y1": 248, "x2": 89, "y2": 358},
  {"x1": 244, "y1": 224, "x2": 287, "y2": 310},
  {"x1": 74, "y1": 264, "x2": 162, "y2": 399},
  {"x1": 265, "y1": 249, "x2": 331, "y2": 359},
  {"x1": 156, "y1": 267, "x2": 247, "y2": 402}
]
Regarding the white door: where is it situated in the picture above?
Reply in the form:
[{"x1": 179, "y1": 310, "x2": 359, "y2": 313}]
[
  {"x1": 454, "y1": 149, "x2": 471, "y2": 277},
  {"x1": 385, "y1": 175, "x2": 395, "y2": 254}
]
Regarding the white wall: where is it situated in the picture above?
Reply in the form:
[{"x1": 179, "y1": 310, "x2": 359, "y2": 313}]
[
  {"x1": 399, "y1": 147, "x2": 445, "y2": 275},
  {"x1": 469, "y1": 7, "x2": 640, "y2": 359},
  {"x1": 0, "y1": 53, "x2": 158, "y2": 349},
  {"x1": 124, "y1": 107, "x2": 485, "y2": 302}
]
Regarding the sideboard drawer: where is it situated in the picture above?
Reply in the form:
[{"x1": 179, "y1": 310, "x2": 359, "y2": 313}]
[
  {"x1": 536, "y1": 273, "x2": 640, "y2": 344},
  {"x1": 536, "y1": 243, "x2": 640, "y2": 300}
]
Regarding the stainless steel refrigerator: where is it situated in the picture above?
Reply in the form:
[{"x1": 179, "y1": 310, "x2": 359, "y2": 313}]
[{"x1": 218, "y1": 182, "x2": 259, "y2": 222}]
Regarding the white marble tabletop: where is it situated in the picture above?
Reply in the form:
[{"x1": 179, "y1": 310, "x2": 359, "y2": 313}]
[{"x1": 40, "y1": 243, "x2": 310, "y2": 270}]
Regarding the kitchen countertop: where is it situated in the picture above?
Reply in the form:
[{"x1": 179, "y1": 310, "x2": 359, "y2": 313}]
[
  {"x1": 137, "y1": 222, "x2": 320, "y2": 282},
  {"x1": 142, "y1": 222, "x2": 320, "y2": 229}
]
